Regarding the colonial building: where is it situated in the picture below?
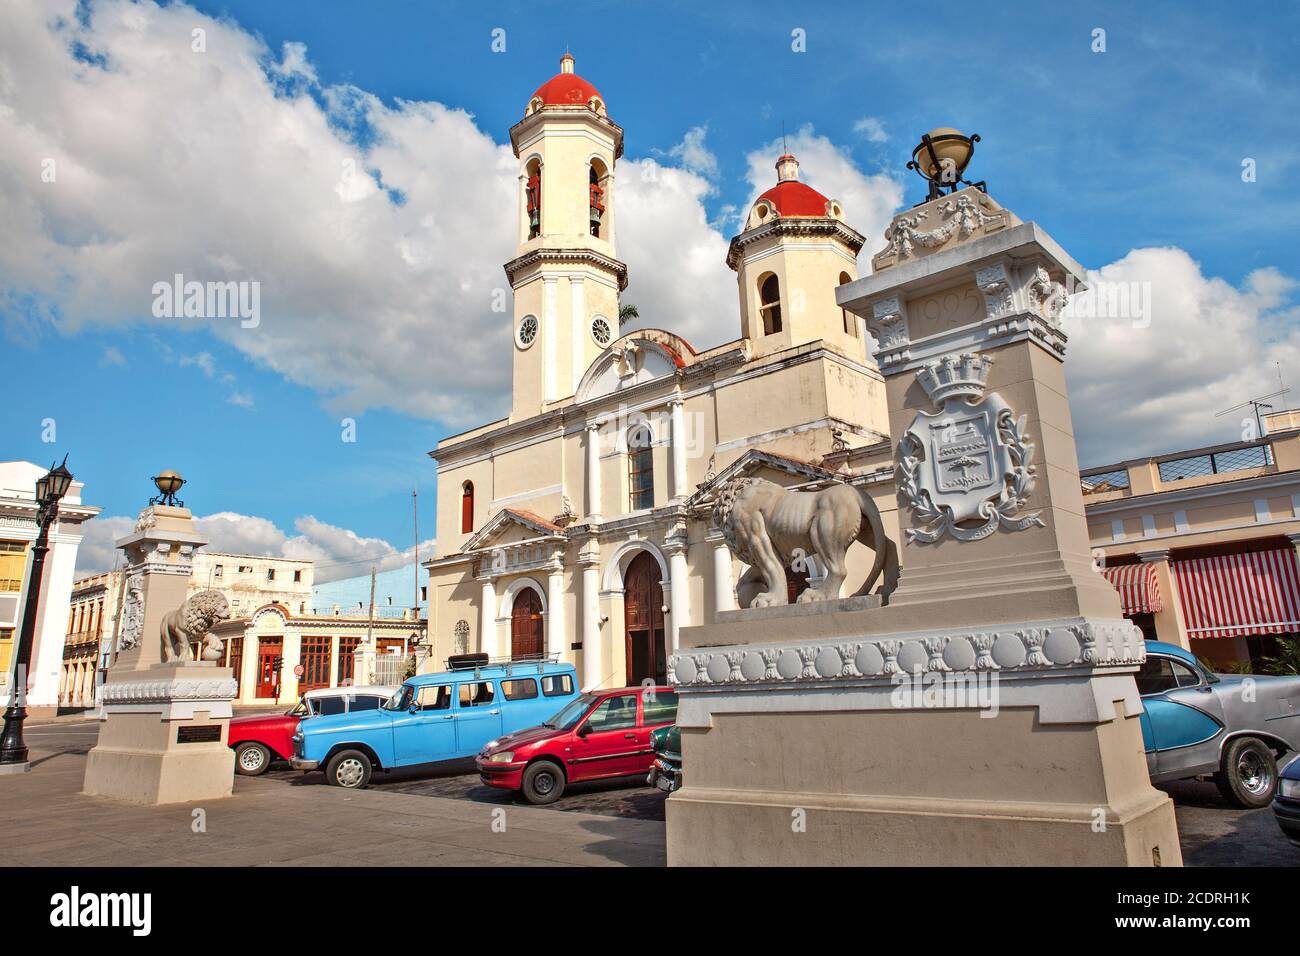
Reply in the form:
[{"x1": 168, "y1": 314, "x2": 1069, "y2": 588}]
[
  {"x1": 190, "y1": 551, "x2": 313, "y2": 618},
  {"x1": 424, "y1": 55, "x2": 896, "y2": 691},
  {"x1": 1082, "y1": 411, "x2": 1300, "y2": 669},
  {"x1": 211, "y1": 605, "x2": 421, "y2": 705},
  {"x1": 62, "y1": 569, "x2": 123, "y2": 710},
  {"x1": 0, "y1": 460, "x2": 99, "y2": 715}
]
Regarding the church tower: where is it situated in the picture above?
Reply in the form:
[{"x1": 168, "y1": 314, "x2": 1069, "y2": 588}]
[
  {"x1": 727, "y1": 153, "x2": 867, "y2": 360},
  {"x1": 506, "y1": 54, "x2": 628, "y2": 421}
]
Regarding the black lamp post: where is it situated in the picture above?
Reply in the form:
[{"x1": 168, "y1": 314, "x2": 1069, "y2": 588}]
[{"x1": 0, "y1": 456, "x2": 75, "y2": 770}]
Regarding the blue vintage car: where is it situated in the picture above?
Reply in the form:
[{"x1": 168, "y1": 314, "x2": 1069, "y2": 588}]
[
  {"x1": 290, "y1": 659, "x2": 580, "y2": 788},
  {"x1": 1138, "y1": 641, "x2": 1300, "y2": 808}
]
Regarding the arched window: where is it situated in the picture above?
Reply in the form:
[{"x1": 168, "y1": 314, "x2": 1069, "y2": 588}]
[
  {"x1": 628, "y1": 425, "x2": 654, "y2": 511},
  {"x1": 839, "y1": 272, "x2": 857, "y2": 336},
  {"x1": 525, "y1": 158, "x2": 542, "y2": 239},
  {"x1": 758, "y1": 273, "x2": 782, "y2": 335},
  {"x1": 461, "y1": 481, "x2": 474, "y2": 534},
  {"x1": 589, "y1": 160, "x2": 608, "y2": 239}
]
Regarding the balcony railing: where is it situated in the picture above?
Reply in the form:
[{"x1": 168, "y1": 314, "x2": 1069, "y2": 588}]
[{"x1": 1156, "y1": 443, "x2": 1273, "y2": 482}]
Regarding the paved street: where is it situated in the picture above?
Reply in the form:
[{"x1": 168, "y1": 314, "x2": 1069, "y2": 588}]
[
  {"x1": 8, "y1": 717, "x2": 1300, "y2": 866},
  {"x1": 3, "y1": 719, "x2": 664, "y2": 867}
]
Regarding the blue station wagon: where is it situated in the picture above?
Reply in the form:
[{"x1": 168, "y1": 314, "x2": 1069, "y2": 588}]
[{"x1": 290, "y1": 658, "x2": 580, "y2": 788}]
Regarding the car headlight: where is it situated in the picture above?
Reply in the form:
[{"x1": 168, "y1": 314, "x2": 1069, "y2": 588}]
[
  {"x1": 487, "y1": 751, "x2": 515, "y2": 763},
  {"x1": 1281, "y1": 778, "x2": 1300, "y2": 800}
]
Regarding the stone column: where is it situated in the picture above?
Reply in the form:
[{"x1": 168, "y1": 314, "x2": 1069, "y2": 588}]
[
  {"x1": 666, "y1": 186, "x2": 1181, "y2": 868},
  {"x1": 666, "y1": 532, "x2": 690, "y2": 654},
  {"x1": 585, "y1": 423, "x2": 603, "y2": 520},
  {"x1": 1136, "y1": 549, "x2": 1190, "y2": 651},
  {"x1": 478, "y1": 574, "x2": 499, "y2": 659},
  {"x1": 708, "y1": 529, "x2": 734, "y2": 617},
  {"x1": 546, "y1": 563, "x2": 566, "y2": 661},
  {"x1": 580, "y1": 551, "x2": 602, "y2": 691},
  {"x1": 669, "y1": 399, "x2": 689, "y2": 500},
  {"x1": 83, "y1": 504, "x2": 236, "y2": 805}
]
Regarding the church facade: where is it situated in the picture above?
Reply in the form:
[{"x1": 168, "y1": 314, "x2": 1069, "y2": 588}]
[{"x1": 423, "y1": 54, "x2": 898, "y2": 691}]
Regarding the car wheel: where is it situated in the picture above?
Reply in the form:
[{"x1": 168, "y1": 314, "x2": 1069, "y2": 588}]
[
  {"x1": 521, "y1": 761, "x2": 565, "y2": 805},
  {"x1": 1215, "y1": 737, "x2": 1277, "y2": 809},
  {"x1": 325, "y1": 749, "x2": 372, "y2": 789},
  {"x1": 234, "y1": 742, "x2": 272, "y2": 776}
]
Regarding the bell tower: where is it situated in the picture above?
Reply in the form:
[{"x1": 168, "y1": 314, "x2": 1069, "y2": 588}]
[
  {"x1": 506, "y1": 53, "x2": 628, "y2": 421},
  {"x1": 727, "y1": 153, "x2": 867, "y2": 360}
]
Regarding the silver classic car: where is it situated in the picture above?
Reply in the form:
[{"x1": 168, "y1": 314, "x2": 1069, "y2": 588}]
[{"x1": 1138, "y1": 641, "x2": 1300, "y2": 808}]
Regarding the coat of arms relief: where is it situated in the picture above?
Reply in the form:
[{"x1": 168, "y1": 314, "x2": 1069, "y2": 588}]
[{"x1": 897, "y1": 352, "x2": 1044, "y2": 543}]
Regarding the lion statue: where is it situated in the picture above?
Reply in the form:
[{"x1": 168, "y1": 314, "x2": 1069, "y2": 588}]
[
  {"x1": 713, "y1": 477, "x2": 899, "y2": 609},
  {"x1": 159, "y1": 590, "x2": 231, "y2": 663}
]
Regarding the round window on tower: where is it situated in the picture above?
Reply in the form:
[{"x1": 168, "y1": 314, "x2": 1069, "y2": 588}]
[
  {"x1": 517, "y1": 315, "x2": 539, "y2": 349},
  {"x1": 590, "y1": 316, "x2": 612, "y2": 346}
]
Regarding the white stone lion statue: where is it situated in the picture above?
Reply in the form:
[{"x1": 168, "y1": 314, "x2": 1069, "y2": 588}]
[
  {"x1": 160, "y1": 590, "x2": 231, "y2": 663},
  {"x1": 713, "y1": 477, "x2": 900, "y2": 609}
]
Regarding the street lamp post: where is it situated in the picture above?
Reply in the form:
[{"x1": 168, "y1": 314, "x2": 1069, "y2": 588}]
[{"x1": 0, "y1": 456, "x2": 75, "y2": 772}]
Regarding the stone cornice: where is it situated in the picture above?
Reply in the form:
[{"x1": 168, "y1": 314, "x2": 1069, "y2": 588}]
[
  {"x1": 726, "y1": 217, "x2": 866, "y2": 271},
  {"x1": 504, "y1": 247, "x2": 629, "y2": 290}
]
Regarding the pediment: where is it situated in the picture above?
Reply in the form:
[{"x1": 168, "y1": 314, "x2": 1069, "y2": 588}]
[
  {"x1": 575, "y1": 328, "x2": 696, "y2": 403},
  {"x1": 462, "y1": 508, "x2": 566, "y2": 552}
]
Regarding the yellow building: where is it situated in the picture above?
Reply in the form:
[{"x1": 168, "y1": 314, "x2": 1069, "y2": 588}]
[
  {"x1": 424, "y1": 54, "x2": 894, "y2": 690},
  {"x1": 1082, "y1": 413, "x2": 1300, "y2": 670}
]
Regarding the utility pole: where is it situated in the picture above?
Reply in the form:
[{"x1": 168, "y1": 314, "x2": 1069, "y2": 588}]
[
  {"x1": 413, "y1": 488, "x2": 420, "y2": 620},
  {"x1": 366, "y1": 565, "x2": 376, "y2": 649}
]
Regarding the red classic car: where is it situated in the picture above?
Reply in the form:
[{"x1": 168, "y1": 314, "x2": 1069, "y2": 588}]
[
  {"x1": 228, "y1": 685, "x2": 396, "y2": 775},
  {"x1": 475, "y1": 686, "x2": 678, "y2": 804}
]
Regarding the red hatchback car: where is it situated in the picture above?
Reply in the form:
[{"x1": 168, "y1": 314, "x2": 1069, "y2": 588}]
[{"x1": 476, "y1": 686, "x2": 678, "y2": 804}]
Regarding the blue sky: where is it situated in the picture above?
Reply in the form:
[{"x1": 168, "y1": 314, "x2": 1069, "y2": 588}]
[{"x1": 3, "y1": 0, "x2": 1299, "y2": 575}]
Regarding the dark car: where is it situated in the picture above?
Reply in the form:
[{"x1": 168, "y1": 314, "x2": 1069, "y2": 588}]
[
  {"x1": 646, "y1": 723, "x2": 681, "y2": 793},
  {"x1": 1274, "y1": 755, "x2": 1300, "y2": 847}
]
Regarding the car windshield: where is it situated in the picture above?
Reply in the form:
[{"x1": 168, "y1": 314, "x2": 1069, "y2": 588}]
[
  {"x1": 383, "y1": 685, "x2": 413, "y2": 711},
  {"x1": 544, "y1": 693, "x2": 595, "y2": 730}
]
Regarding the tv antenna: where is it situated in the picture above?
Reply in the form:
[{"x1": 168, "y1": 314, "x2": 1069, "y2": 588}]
[{"x1": 1214, "y1": 388, "x2": 1290, "y2": 438}]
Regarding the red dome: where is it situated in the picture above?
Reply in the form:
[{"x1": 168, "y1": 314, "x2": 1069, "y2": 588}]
[
  {"x1": 531, "y1": 53, "x2": 604, "y2": 109},
  {"x1": 757, "y1": 180, "x2": 831, "y2": 217}
]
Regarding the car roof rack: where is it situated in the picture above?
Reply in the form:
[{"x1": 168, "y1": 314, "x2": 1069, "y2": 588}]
[{"x1": 444, "y1": 652, "x2": 561, "y2": 680}]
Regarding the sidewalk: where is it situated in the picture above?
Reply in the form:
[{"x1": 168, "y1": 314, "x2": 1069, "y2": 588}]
[{"x1": 2, "y1": 742, "x2": 665, "y2": 867}]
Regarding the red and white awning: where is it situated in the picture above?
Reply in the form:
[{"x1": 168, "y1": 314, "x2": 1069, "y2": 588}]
[
  {"x1": 1173, "y1": 549, "x2": 1300, "y2": 639},
  {"x1": 1101, "y1": 563, "x2": 1163, "y2": 615}
]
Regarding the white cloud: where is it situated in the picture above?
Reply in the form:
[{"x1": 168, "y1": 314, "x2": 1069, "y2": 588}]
[
  {"x1": 98, "y1": 345, "x2": 126, "y2": 367},
  {"x1": 667, "y1": 125, "x2": 719, "y2": 180},
  {"x1": 0, "y1": 1, "x2": 767, "y2": 424},
  {"x1": 853, "y1": 116, "x2": 889, "y2": 143},
  {"x1": 742, "y1": 125, "x2": 904, "y2": 255},
  {"x1": 76, "y1": 509, "x2": 433, "y2": 583},
  {"x1": 1062, "y1": 248, "x2": 1300, "y2": 464},
  {"x1": 616, "y1": 159, "x2": 735, "y2": 348},
  {"x1": 179, "y1": 352, "x2": 216, "y2": 378}
]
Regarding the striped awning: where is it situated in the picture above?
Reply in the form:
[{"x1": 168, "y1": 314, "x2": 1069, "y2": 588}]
[
  {"x1": 1101, "y1": 563, "x2": 1163, "y2": 615},
  {"x1": 1173, "y1": 549, "x2": 1300, "y2": 639}
]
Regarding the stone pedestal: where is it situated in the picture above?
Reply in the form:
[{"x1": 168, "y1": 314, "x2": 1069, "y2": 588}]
[
  {"x1": 664, "y1": 186, "x2": 1181, "y2": 866},
  {"x1": 82, "y1": 505, "x2": 236, "y2": 805}
]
